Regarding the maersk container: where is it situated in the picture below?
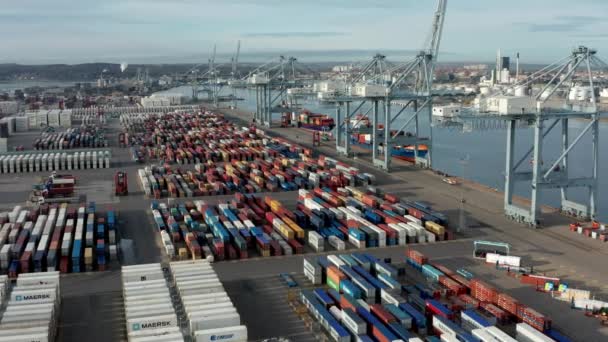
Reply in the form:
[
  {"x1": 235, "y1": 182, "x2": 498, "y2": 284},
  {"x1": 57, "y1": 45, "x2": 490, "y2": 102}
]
[
  {"x1": 10, "y1": 287, "x2": 58, "y2": 304},
  {"x1": 193, "y1": 325, "x2": 247, "y2": 342},
  {"x1": 340, "y1": 279, "x2": 362, "y2": 299},
  {"x1": 127, "y1": 314, "x2": 178, "y2": 334}
]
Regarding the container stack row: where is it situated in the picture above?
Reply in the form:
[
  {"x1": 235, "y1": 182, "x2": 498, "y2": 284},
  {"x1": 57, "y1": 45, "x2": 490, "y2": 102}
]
[
  {"x1": 169, "y1": 260, "x2": 247, "y2": 342},
  {"x1": 405, "y1": 250, "x2": 567, "y2": 340},
  {"x1": 301, "y1": 252, "x2": 570, "y2": 342},
  {"x1": 33, "y1": 126, "x2": 108, "y2": 150},
  {"x1": 150, "y1": 187, "x2": 451, "y2": 262},
  {"x1": 569, "y1": 222, "x2": 608, "y2": 242},
  {"x1": 0, "y1": 150, "x2": 111, "y2": 174},
  {"x1": 121, "y1": 263, "x2": 183, "y2": 342},
  {"x1": 73, "y1": 105, "x2": 197, "y2": 118},
  {"x1": 0, "y1": 272, "x2": 61, "y2": 342},
  {"x1": 150, "y1": 195, "x2": 305, "y2": 262},
  {"x1": 138, "y1": 153, "x2": 373, "y2": 198},
  {"x1": 25, "y1": 109, "x2": 72, "y2": 129},
  {"x1": 0, "y1": 202, "x2": 119, "y2": 276},
  {"x1": 299, "y1": 187, "x2": 450, "y2": 252}
]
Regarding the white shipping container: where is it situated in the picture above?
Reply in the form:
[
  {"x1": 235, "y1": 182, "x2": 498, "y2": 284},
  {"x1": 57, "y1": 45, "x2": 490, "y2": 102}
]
[
  {"x1": 129, "y1": 332, "x2": 183, "y2": 342},
  {"x1": 189, "y1": 312, "x2": 240, "y2": 332},
  {"x1": 515, "y1": 323, "x2": 553, "y2": 342},
  {"x1": 193, "y1": 325, "x2": 247, "y2": 342},
  {"x1": 127, "y1": 327, "x2": 180, "y2": 339},
  {"x1": 126, "y1": 314, "x2": 178, "y2": 333},
  {"x1": 0, "y1": 333, "x2": 49, "y2": 342}
]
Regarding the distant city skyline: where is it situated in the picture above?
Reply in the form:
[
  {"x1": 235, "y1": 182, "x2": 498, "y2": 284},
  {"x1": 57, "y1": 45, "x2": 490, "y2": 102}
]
[{"x1": 2, "y1": 0, "x2": 607, "y2": 65}]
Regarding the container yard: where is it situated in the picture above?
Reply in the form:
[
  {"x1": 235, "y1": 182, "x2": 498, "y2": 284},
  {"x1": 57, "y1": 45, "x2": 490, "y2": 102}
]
[
  {"x1": 0, "y1": 103, "x2": 604, "y2": 341},
  {"x1": 0, "y1": 202, "x2": 119, "y2": 277},
  {"x1": 296, "y1": 251, "x2": 566, "y2": 342},
  {"x1": 127, "y1": 110, "x2": 375, "y2": 198},
  {"x1": 148, "y1": 185, "x2": 452, "y2": 262}
]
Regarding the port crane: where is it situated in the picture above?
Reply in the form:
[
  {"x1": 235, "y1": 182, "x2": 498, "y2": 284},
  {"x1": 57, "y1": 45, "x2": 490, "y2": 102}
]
[
  {"x1": 334, "y1": 0, "x2": 447, "y2": 171},
  {"x1": 248, "y1": 56, "x2": 311, "y2": 127},
  {"x1": 450, "y1": 46, "x2": 608, "y2": 227}
]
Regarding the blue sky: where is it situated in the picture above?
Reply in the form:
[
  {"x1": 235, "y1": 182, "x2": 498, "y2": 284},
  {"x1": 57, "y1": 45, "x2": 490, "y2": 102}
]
[{"x1": 1, "y1": 0, "x2": 607, "y2": 64}]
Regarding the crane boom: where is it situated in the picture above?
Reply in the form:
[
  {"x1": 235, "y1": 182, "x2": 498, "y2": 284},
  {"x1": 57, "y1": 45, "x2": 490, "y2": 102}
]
[
  {"x1": 232, "y1": 40, "x2": 241, "y2": 78},
  {"x1": 428, "y1": 0, "x2": 447, "y2": 62}
]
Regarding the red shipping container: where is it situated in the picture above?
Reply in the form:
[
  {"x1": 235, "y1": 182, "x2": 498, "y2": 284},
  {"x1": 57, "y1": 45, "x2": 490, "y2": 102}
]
[
  {"x1": 470, "y1": 279, "x2": 498, "y2": 304},
  {"x1": 497, "y1": 293, "x2": 520, "y2": 315},
  {"x1": 370, "y1": 304, "x2": 397, "y2": 325},
  {"x1": 481, "y1": 302, "x2": 509, "y2": 322},
  {"x1": 406, "y1": 249, "x2": 428, "y2": 265},
  {"x1": 439, "y1": 276, "x2": 467, "y2": 296}
]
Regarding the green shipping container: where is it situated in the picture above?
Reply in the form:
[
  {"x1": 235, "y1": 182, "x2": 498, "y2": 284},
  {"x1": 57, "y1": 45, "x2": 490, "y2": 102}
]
[{"x1": 327, "y1": 277, "x2": 339, "y2": 291}]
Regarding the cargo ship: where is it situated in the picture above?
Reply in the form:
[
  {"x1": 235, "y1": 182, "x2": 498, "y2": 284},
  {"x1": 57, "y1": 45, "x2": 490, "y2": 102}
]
[
  {"x1": 349, "y1": 115, "x2": 428, "y2": 162},
  {"x1": 295, "y1": 110, "x2": 335, "y2": 132},
  {"x1": 351, "y1": 134, "x2": 429, "y2": 162}
]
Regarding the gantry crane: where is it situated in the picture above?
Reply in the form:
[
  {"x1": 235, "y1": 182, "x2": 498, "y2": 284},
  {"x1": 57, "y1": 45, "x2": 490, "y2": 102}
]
[
  {"x1": 334, "y1": 0, "x2": 447, "y2": 171},
  {"x1": 452, "y1": 46, "x2": 608, "y2": 227},
  {"x1": 248, "y1": 56, "x2": 308, "y2": 127}
]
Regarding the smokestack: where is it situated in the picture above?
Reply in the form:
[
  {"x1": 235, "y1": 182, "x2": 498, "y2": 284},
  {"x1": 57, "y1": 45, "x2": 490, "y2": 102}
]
[
  {"x1": 516, "y1": 52, "x2": 520, "y2": 81},
  {"x1": 496, "y1": 49, "x2": 502, "y2": 83}
]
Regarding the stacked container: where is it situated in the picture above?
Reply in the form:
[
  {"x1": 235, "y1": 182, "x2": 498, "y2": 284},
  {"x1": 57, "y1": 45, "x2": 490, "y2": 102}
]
[
  {"x1": 0, "y1": 150, "x2": 111, "y2": 174},
  {"x1": 121, "y1": 263, "x2": 182, "y2": 342},
  {"x1": 169, "y1": 260, "x2": 247, "y2": 341},
  {"x1": 0, "y1": 272, "x2": 60, "y2": 342},
  {"x1": 0, "y1": 203, "x2": 118, "y2": 276}
]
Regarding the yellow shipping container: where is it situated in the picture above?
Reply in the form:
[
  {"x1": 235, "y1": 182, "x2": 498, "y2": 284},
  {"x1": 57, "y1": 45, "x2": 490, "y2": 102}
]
[
  {"x1": 285, "y1": 219, "x2": 305, "y2": 239},
  {"x1": 179, "y1": 248, "x2": 189, "y2": 260},
  {"x1": 277, "y1": 223, "x2": 295, "y2": 240},
  {"x1": 425, "y1": 221, "x2": 445, "y2": 236},
  {"x1": 84, "y1": 248, "x2": 93, "y2": 264}
]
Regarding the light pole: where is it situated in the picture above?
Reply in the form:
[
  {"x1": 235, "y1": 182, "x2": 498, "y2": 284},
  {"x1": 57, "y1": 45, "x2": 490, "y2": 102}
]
[{"x1": 458, "y1": 154, "x2": 469, "y2": 233}]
